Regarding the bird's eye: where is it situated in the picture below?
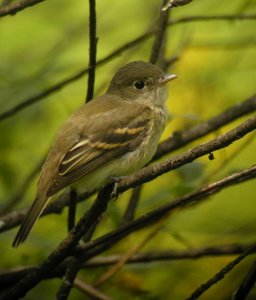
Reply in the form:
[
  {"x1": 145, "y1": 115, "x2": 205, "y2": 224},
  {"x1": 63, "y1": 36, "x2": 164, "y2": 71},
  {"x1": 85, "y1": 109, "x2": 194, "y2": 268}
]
[{"x1": 134, "y1": 80, "x2": 145, "y2": 90}]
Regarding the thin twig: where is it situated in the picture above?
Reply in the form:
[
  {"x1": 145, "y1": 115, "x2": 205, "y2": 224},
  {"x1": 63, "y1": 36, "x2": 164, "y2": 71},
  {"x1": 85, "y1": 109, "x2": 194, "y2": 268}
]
[
  {"x1": 121, "y1": 0, "x2": 169, "y2": 227},
  {"x1": 203, "y1": 132, "x2": 256, "y2": 183},
  {"x1": 16, "y1": 165, "x2": 252, "y2": 295},
  {"x1": 74, "y1": 165, "x2": 256, "y2": 258},
  {"x1": 60, "y1": 1, "x2": 97, "y2": 290},
  {"x1": 0, "y1": 108, "x2": 255, "y2": 233},
  {"x1": 0, "y1": 15, "x2": 255, "y2": 121},
  {"x1": 118, "y1": 116, "x2": 256, "y2": 192},
  {"x1": 0, "y1": 32, "x2": 151, "y2": 122},
  {"x1": 94, "y1": 220, "x2": 165, "y2": 287},
  {"x1": 0, "y1": 190, "x2": 92, "y2": 234},
  {"x1": 186, "y1": 243, "x2": 256, "y2": 300},
  {"x1": 232, "y1": 260, "x2": 256, "y2": 300},
  {"x1": 0, "y1": 184, "x2": 114, "y2": 300},
  {"x1": 67, "y1": 188, "x2": 77, "y2": 232},
  {"x1": 56, "y1": 257, "x2": 79, "y2": 300},
  {"x1": 82, "y1": 213, "x2": 102, "y2": 242},
  {"x1": 56, "y1": 189, "x2": 109, "y2": 299},
  {"x1": 57, "y1": 5, "x2": 98, "y2": 293},
  {"x1": 86, "y1": 0, "x2": 97, "y2": 102},
  {"x1": 83, "y1": 244, "x2": 255, "y2": 267},
  {"x1": 74, "y1": 278, "x2": 112, "y2": 300},
  {"x1": 121, "y1": 186, "x2": 142, "y2": 226},
  {"x1": 149, "y1": 0, "x2": 169, "y2": 64},
  {"x1": 1, "y1": 95, "x2": 254, "y2": 227},
  {"x1": 0, "y1": 243, "x2": 253, "y2": 287},
  {"x1": 0, "y1": 0, "x2": 45, "y2": 17},
  {"x1": 163, "y1": 0, "x2": 194, "y2": 11},
  {"x1": 169, "y1": 14, "x2": 256, "y2": 25},
  {"x1": 154, "y1": 95, "x2": 256, "y2": 160}
]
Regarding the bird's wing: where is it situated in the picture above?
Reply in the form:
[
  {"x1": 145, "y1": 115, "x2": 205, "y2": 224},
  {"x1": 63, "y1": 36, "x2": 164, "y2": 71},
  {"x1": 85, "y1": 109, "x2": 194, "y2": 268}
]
[{"x1": 47, "y1": 106, "x2": 151, "y2": 196}]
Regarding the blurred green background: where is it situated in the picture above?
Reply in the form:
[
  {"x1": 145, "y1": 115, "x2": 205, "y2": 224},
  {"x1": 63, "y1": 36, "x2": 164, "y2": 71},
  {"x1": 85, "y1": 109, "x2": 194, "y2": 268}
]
[{"x1": 0, "y1": 0, "x2": 256, "y2": 299}]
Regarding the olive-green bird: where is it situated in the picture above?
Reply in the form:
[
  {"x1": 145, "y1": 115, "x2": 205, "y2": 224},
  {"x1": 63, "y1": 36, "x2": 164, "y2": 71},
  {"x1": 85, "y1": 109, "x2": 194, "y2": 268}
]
[{"x1": 13, "y1": 61, "x2": 177, "y2": 247}]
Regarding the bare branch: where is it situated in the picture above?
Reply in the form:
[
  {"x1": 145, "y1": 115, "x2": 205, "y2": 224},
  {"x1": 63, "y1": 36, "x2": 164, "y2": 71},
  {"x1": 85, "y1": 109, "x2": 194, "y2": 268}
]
[
  {"x1": 3, "y1": 155, "x2": 255, "y2": 300},
  {"x1": 232, "y1": 260, "x2": 256, "y2": 300},
  {"x1": 94, "y1": 221, "x2": 165, "y2": 287},
  {"x1": 0, "y1": 32, "x2": 151, "y2": 122},
  {"x1": 186, "y1": 243, "x2": 256, "y2": 300},
  {"x1": 169, "y1": 14, "x2": 256, "y2": 25},
  {"x1": 56, "y1": 257, "x2": 79, "y2": 300},
  {"x1": 0, "y1": 191, "x2": 92, "y2": 234},
  {"x1": 84, "y1": 244, "x2": 256, "y2": 267},
  {"x1": 85, "y1": 0, "x2": 97, "y2": 102},
  {"x1": 0, "y1": 15, "x2": 255, "y2": 121},
  {"x1": 74, "y1": 278, "x2": 112, "y2": 300},
  {"x1": 118, "y1": 116, "x2": 256, "y2": 192},
  {"x1": 163, "y1": 0, "x2": 194, "y2": 11},
  {"x1": 57, "y1": 8, "x2": 99, "y2": 294},
  {"x1": 0, "y1": 0, "x2": 45, "y2": 17},
  {"x1": 154, "y1": 95, "x2": 256, "y2": 160},
  {"x1": 4, "y1": 163, "x2": 247, "y2": 294},
  {"x1": 0, "y1": 184, "x2": 114, "y2": 300},
  {"x1": 75, "y1": 165, "x2": 256, "y2": 257},
  {"x1": 67, "y1": 189, "x2": 77, "y2": 232},
  {"x1": 0, "y1": 243, "x2": 252, "y2": 287},
  {"x1": 121, "y1": 186, "x2": 142, "y2": 225},
  {"x1": 149, "y1": 0, "x2": 169, "y2": 64},
  {"x1": 0, "y1": 104, "x2": 255, "y2": 233}
]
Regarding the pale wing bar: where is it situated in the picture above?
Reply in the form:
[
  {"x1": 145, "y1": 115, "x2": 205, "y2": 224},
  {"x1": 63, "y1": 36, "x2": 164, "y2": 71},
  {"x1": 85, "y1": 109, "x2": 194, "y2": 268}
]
[{"x1": 47, "y1": 119, "x2": 149, "y2": 196}]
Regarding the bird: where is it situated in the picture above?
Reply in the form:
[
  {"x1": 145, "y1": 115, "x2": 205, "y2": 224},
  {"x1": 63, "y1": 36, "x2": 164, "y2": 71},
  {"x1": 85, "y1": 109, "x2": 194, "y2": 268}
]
[{"x1": 12, "y1": 61, "x2": 177, "y2": 247}]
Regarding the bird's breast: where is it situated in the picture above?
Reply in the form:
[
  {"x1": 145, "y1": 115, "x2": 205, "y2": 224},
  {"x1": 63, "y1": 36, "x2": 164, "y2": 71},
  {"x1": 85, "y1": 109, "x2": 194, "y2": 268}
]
[{"x1": 116, "y1": 105, "x2": 167, "y2": 175}]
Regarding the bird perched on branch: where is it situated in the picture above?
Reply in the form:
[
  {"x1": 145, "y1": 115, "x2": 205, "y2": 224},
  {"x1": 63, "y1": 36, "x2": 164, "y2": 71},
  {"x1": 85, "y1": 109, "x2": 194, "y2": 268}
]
[{"x1": 13, "y1": 61, "x2": 177, "y2": 247}]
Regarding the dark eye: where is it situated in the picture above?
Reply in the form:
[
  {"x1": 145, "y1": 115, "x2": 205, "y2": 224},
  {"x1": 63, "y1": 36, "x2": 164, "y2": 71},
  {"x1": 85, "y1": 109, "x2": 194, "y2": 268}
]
[{"x1": 134, "y1": 80, "x2": 145, "y2": 90}]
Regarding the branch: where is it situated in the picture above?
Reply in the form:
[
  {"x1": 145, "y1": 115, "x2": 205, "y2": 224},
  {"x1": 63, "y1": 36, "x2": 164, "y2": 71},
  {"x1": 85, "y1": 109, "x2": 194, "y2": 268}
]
[
  {"x1": 0, "y1": 31, "x2": 151, "y2": 122},
  {"x1": 149, "y1": 0, "x2": 169, "y2": 64},
  {"x1": 0, "y1": 184, "x2": 114, "y2": 300},
  {"x1": 74, "y1": 165, "x2": 256, "y2": 258},
  {"x1": 3, "y1": 163, "x2": 250, "y2": 292},
  {"x1": 0, "y1": 103, "x2": 255, "y2": 233},
  {"x1": 85, "y1": 0, "x2": 97, "y2": 102},
  {"x1": 94, "y1": 221, "x2": 165, "y2": 287},
  {"x1": 120, "y1": 186, "x2": 142, "y2": 225},
  {"x1": 163, "y1": 0, "x2": 194, "y2": 11},
  {"x1": 0, "y1": 190, "x2": 92, "y2": 233},
  {"x1": 67, "y1": 189, "x2": 77, "y2": 232},
  {"x1": 186, "y1": 243, "x2": 256, "y2": 300},
  {"x1": 74, "y1": 278, "x2": 112, "y2": 300},
  {"x1": 0, "y1": 15, "x2": 255, "y2": 121},
  {"x1": 169, "y1": 14, "x2": 256, "y2": 25},
  {"x1": 84, "y1": 244, "x2": 256, "y2": 266},
  {"x1": 0, "y1": 243, "x2": 252, "y2": 287},
  {"x1": 154, "y1": 95, "x2": 256, "y2": 160},
  {"x1": 232, "y1": 260, "x2": 256, "y2": 300},
  {"x1": 56, "y1": 257, "x2": 79, "y2": 300},
  {"x1": 118, "y1": 116, "x2": 256, "y2": 192},
  {"x1": 56, "y1": 3, "x2": 98, "y2": 293},
  {"x1": 2, "y1": 139, "x2": 256, "y2": 299},
  {"x1": 0, "y1": 0, "x2": 45, "y2": 17}
]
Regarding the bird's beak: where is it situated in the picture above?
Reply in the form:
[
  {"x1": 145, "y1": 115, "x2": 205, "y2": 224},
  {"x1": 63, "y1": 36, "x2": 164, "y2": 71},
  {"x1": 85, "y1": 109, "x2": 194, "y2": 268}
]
[{"x1": 159, "y1": 74, "x2": 178, "y2": 85}]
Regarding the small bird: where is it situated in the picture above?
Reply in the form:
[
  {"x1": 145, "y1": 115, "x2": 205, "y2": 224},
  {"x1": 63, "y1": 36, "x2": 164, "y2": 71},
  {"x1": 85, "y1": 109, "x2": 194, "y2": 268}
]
[{"x1": 12, "y1": 61, "x2": 177, "y2": 247}]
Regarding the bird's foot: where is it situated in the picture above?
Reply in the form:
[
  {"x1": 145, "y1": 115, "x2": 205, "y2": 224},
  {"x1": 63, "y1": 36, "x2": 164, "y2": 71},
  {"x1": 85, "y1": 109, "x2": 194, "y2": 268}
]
[{"x1": 109, "y1": 176, "x2": 124, "y2": 199}]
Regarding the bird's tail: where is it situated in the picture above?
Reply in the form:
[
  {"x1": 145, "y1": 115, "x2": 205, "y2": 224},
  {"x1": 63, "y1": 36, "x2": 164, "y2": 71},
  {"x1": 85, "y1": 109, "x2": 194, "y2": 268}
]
[{"x1": 12, "y1": 195, "x2": 50, "y2": 247}]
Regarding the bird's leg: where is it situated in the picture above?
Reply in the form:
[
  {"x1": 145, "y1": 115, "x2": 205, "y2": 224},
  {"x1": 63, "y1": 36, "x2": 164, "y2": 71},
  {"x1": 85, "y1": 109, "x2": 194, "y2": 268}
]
[{"x1": 109, "y1": 176, "x2": 124, "y2": 199}]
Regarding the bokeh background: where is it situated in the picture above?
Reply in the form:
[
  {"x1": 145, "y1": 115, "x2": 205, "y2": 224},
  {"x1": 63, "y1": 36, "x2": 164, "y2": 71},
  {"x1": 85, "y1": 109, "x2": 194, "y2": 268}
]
[{"x1": 0, "y1": 0, "x2": 256, "y2": 299}]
